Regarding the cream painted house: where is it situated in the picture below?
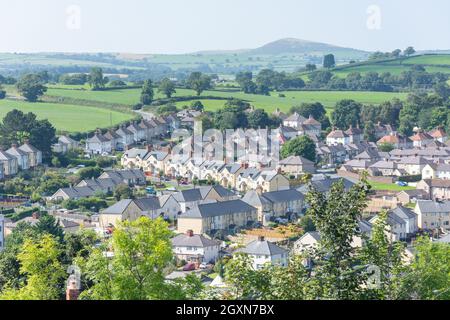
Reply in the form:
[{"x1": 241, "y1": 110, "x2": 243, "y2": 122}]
[
  {"x1": 422, "y1": 163, "x2": 450, "y2": 180},
  {"x1": 236, "y1": 236, "x2": 288, "y2": 270},
  {"x1": 177, "y1": 199, "x2": 258, "y2": 235},
  {"x1": 414, "y1": 200, "x2": 450, "y2": 231},
  {"x1": 171, "y1": 230, "x2": 221, "y2": 264}
]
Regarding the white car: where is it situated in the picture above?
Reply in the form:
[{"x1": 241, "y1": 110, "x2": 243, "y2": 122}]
[{"x1": 199, "y1": 262, "x2": 208, "y2": 269}]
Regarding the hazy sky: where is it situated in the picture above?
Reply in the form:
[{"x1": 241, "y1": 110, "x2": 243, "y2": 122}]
[{"x1": 1, "y1": 0, "x2": 450, "y2": 53}]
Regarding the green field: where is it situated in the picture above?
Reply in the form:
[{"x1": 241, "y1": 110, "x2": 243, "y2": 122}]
[
  {"x1": 45, "y1": 87, "x2": 408, "y2": 113},
  {"x1": 0, "y1": 99, "x2": 134, "y2": 132},
  {"x1": 333, "y1": 54, "x2": 450, "y2": 77},
  {"x1": 369, "y1": 181, "x2": 415, "y2": 191},
  {"x1": 399, "y1": 54, "x2": 450, "y2": 65}
]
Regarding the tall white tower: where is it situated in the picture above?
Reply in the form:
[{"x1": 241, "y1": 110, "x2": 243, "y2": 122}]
[{"x1": 0, "y1": 214, "x2": 5, "y2": 252}]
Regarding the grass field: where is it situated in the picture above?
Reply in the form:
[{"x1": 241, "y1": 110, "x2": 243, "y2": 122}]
[
  {"x1": 44, "y1": 86, "x2": 408, "y2": 113},
  {"x1": 333, "y1": 54, "x2": 450, "y2": 77},
  {"x1": 399, "y1": 54, "x2": 450, "y2": 65},
  {"x1": 368, "y1": 181, "x2": 415, "y2": 192},
  {"x1": 0, "y1": 83, "x2": 410, "y2": 133},
  {"x1": 0, "y1": 99, "x2": 134, "y2": 132}
]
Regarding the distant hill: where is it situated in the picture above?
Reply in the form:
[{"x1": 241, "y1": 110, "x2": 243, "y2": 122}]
[{"x1": 249, "y1": 38, "x2": 368, "y2": 56}]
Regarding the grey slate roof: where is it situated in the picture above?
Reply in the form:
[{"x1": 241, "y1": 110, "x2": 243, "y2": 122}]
[
  {"x1": 171, "y1": 234, "x2": 219, "y2": 248},
  {"x1": 238, "y1": 239, "x2": 287, "y2": 256},
  {"x1": 261, "y1": 189, "x2": 304, "y2": 203},
  {"x1": 182, "y1": 200, "x2": 256, "y2": 219},
  {"x1": 101, "y1": 199, "x2": 133, "y2": 214},
  {"x1": 389, "y1": 206, "x2": 417, "y2": 220},
  {"x1": 242, "y1": 190, "x2": 272, "y2": 207},
  {"x1": 416, "y1": 200, "x2": 450, "y2": 213},
  {"x1": 297, "y1": 177, "x2": 355, "y2": 194},
  {"x1": 279, "y1": 155, "x2": 314, "y2": 166}
]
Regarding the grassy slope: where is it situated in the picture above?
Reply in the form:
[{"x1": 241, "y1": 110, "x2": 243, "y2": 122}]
[
  {"x1": 332, "y1": 54, "x2": 450, "y2": 77},
  {"x1": 45, "y1": 87, "x2": 408, "y2": 113},
  {"x1": 0, "y1": 99, "x2": 133, "y2": 132}
]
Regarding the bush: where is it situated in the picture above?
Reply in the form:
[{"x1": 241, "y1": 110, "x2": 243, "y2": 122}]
[
  {"x1": 133, "y1": 103, "x2": 143, "y2": 110},
  {"x1": 5, "y1": 207, "x2": 42, "y2": 222},
  {"x1": 399, "y1": 174, "x2": 422, "y2": 183}
]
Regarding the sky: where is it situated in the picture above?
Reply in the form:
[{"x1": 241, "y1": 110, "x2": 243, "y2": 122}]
[{"x1": 1, "y1": 0, "x2": 450, "y2": 54}]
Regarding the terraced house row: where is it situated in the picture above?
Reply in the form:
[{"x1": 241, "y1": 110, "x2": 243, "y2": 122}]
[
  {"x1": 0, "y1": 141, "x2": 42, "y2": 179},
  {"x1": 85, "y1": 114, "x2": 180, "y2": 154}
]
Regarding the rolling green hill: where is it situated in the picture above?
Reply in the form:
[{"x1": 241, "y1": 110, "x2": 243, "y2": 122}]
[{"x1": 332, "y1": 54, "x2": 450, "y2": 77}]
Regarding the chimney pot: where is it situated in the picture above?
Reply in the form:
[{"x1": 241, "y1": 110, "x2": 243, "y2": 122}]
[{"x1": 258, "y1": 236, "x2": 265, "y2": 242}]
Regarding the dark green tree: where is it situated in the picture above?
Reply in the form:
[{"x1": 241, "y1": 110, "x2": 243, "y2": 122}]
[
  {"x1": 305, "y1": 178, "x2": 369, "y2": 299},
  {"x1": 280, "y1": 135, "x2": 316, "y2": 162},
  {"x1": 16, "y1": 74, "x2": 47, "y2": 102},
  {"x1": 140, "y1": 79, "x2": 154, "y2": 105},
  {"x1": 247, "y1": 109, "x2": 271, "y2": 129},
  {"x1": 331, "y1": 100, "x2": 362, "y2": 129},
  {"x1": 158, "y1": 78, "x2": 176, "y2": 98},
  {"x1": 88, "y1": 68, "x2": 107, "y2": 90},
  {"x1": 186, "y1": 72, "x2": 212, "y2": 96},
  {"x1": 323, "y1": 54, "x2": 336, "y2": 68}
]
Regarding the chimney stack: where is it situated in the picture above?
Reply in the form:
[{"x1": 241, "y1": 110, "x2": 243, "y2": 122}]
[
  {"x1": 257, "y1": 236, "x2": 265, "y2": 242},
  {"x1": 146, "y1": 144, "x2": 152, "y2": 152},
  {"x1": 186, "y1": 229, "x2": 194, "y2": 237},
  {"x1": 32, "y1": 211, "x2": 40, "y2": 220},
  {"x1": 66, "y1": 277, "x2": 80, "y2": 301}
]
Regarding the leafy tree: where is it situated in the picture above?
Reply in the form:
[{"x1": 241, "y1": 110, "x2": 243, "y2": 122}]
[
  {"x1": 0, "y1": 235, "x2": 65, "y2": 300},
  {"x1": 363, "y1": 121, "x2": 376, "y2": 142},
  {"x1": 33, "y1": 215, "x2": 65, "y2": 243},
  {"x1": 305, "y1": 63, "x2": 317, "y2": 72},
  {"x1": 77, "y1": 166, "x2": 103, "y2": 180},
  {"x1": 323, "y1": 54, "x2": 336, "y2": 68},
  {"x1": 88, "y1": 67, "x2": 107, "y2": 90},
  {"x1": 399, "y1": 103, "x2": 421, "y2": 136},
  {"x1": 378, "y1": 142, "x2": 395, "y2": 152},
  {"x1": 305, "y1": 178, "x2": 369, "y2": 299},
  {"x1": 140, "y1": 79, "x2": 154, "y2": 105},
  {"x1": 299, "y1": 215, "x2": 316, "y2": 233},
  {"x1": 401, "y1": 236, "x2": 450, "y2": 300},
  {"x1": 280, "y1": 135, "x2": 316, "y2": 162},
  {"x1": 213, "y1": 99, "x2": 249, "y2": 130},
  {"x1": 64, "y1": 229, "x2": 99, "y2": 261},
  {"x1": 359, "y1": 210, "x2": 407, "y2": 299},
  {"x1": 190, "y1": 100, "x2": 204, "y2": 112},
  {"x1": 235, "y1": 71, "x2": 256, "y2": 93},
  {"x1": 0, "y1": 84, "x2": 6, "y2": 99},
  {"x1": 331, "y1": 100, "x2": 362, "y2": 129},
  {"x1": 186, "y1": 72, "x2": 212, "y2": 96},
  {"x1": 0, "y1": 223, "x2": 35, "y2": 291},
  {"x1": 290, "y1": 102, "x2": 330, "y2": 129},
  {"x1": 247, "y1": 109, "x2": 271, "y2": 129},
  {"x1": 78, "y1": 217, "x2": 192, "y2": 300},
  {"x1": 16, "y1": 74, "x2": 47, "y2": 102},
  {"x1": 403, "y1": 46, "x2": 416, "y2": 56},
  {"x1": 158, "y1": 78, "x2": 176, "y2": 98},
  {"x1": 391, "y1": 49, "x2": 402, "y2": 58},
  {"x1": 224, "y1": 252, "x2": 311, "y2": 300},
  {"x1": 307, "y1": 70, "x2": 333, "y2": 88},
  {"x1": 114, "y1": 183, "x2": 133, "y2": 200},
  {"x1": 434, "y1": 82, "x2": 450, "y2": 101},
  {"x1": 0, "y1": 109, "x2": 56, "y2": 159}
]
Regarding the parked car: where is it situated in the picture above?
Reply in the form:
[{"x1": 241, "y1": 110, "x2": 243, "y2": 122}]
[
  {"x1": 396, "y1": 181, "x2": 408, "y2": 187},
  {"x1": 146, "y1": 187, "x2": 156, "y2": 195},
  {"x1": 182, "y1": 263, "x2": 196, "y2": 271},
  {"x1": 199, "y1": 262, "x2": 208, "y2": 269}
]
